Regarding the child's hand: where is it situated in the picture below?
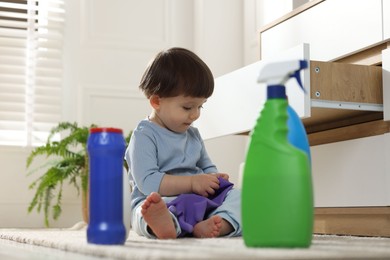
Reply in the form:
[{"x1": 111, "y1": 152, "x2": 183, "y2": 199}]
[
  {"x1": 215, "y1": 173, "x2": 229, "y2": 180},
  {"x1": 191, "y1": 174, "x2": 220, "y2": 197}
]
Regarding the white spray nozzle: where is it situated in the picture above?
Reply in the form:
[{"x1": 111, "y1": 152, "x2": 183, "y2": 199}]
[{"x1": 257, "y1": 60, "x2": 308, "y2": 92}]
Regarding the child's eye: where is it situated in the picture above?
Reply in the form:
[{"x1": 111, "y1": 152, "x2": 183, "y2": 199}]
[{"x1": 182, "y1": 105, "x2": 203, "y2": 111}]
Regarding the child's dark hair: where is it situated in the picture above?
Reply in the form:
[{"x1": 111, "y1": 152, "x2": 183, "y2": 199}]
[{"x1": 139, "y1": 47, "x2": 214, "y2": 98}]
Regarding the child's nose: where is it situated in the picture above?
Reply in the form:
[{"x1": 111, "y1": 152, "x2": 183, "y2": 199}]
[{"x1": 190, "y1": 109, "x2": 200, "y2": 120}]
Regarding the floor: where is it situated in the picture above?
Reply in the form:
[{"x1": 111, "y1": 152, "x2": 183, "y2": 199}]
[{"x1": 0, "y1": 239, "x2": 106, "y2": 260}]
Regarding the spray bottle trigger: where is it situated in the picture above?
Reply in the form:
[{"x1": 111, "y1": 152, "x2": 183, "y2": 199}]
[{"x1": 290, "y1": 60, "x2": 308, "y2": 93}]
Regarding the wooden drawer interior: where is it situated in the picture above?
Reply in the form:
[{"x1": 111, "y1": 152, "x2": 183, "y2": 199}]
[{"x1": 303, "y1": 42, "x2": 390, "y2": 146}]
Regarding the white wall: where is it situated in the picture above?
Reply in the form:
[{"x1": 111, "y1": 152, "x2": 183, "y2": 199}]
[
  {"x1": 0, "y1": 146, "x2": 83, "y2": 228},
  {"x1": 1, "y1": 0, "x2": 267, "y2": 228}
]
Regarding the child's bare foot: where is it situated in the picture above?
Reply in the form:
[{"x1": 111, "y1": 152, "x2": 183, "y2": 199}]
[
  {"x1": 219, "y1": 219, "x2": 234, "y2": 237},
  {"x1": 141, "y1": 192, "x2": 177, "y2": 239},
  {"x1": 193, "y1": 215, "x2": 222, "y2": 238}
]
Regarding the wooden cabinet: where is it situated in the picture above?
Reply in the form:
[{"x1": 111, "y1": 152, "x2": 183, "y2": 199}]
[
  {"x1": 260, "y1": 0, "x2": 390, "y2": 237},
  {"x1": 260, "y1": 0, "x2": 389, "y2": 143}
]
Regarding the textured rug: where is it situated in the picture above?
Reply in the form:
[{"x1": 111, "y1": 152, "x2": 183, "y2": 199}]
[{"x1": 1, "y1": 224, "x2": 390, "y2": 260}]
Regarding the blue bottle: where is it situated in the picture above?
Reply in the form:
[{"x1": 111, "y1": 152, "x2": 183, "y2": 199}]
[
  {"x1": 87, "y1": 127, "x2": 126, "y2": 245},
  {"x1": 287, "y1": 104, "x2": 311, "y2": 162}
]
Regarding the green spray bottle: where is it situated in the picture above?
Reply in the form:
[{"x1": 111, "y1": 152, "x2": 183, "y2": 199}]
[{"x1": 242, "y1": 60, "x2": 313, "y2": 248}]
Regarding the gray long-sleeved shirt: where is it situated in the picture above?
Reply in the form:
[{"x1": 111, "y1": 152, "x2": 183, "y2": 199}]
[{"x1": 125, "y1": 119, "x2": 218, "y2": 209}]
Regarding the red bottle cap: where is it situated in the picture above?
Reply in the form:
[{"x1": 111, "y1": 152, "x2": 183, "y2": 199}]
[{"x1": 89, "y1": 127, "x2": 123, "y2": 134}]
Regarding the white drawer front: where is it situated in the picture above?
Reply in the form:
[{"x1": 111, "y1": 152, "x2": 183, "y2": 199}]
[
  {"x1": 312, "y1": 134, "x2": 390, "y2": 207},
  {"x1": 196, "y1": 44, "x2": 310, "y2": 140},
  {"x1": 261, "y1": 0, "x2": 383, "y2": 61}
]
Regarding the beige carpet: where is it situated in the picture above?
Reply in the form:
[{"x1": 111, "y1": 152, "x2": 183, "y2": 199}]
[{"x1": 1, "y1": 224, "x2": 390, "y2": 260}]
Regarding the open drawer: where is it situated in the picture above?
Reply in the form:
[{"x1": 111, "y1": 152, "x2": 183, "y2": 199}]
[
  {"x1": 306, "y1": 60, "x2": 386, "y2": 145},
  {"x1": 195, "y1": 43, "x2": 387, "y2": 145},
  {"x1": 306, "y1": 42, "x2": 390, "y2": 146}
]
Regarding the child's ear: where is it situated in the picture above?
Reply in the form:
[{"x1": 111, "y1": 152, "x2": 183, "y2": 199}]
[{"x1": 149, "y1": 95, "x2": 161, "y2": 110}]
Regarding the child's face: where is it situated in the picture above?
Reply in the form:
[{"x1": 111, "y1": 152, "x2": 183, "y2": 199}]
[{"x1": 154, "y1": 95, "x2": 207, "y2": 133}]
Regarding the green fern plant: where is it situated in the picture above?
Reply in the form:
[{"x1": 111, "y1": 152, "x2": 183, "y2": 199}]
[{"x1": 26, "y1": 122, "x2": 132, "y2": 227}]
